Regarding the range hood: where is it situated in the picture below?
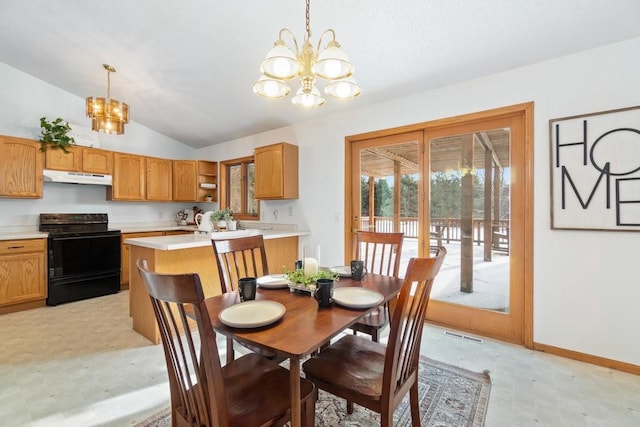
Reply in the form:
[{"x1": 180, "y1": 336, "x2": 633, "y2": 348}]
[{"x1": 43, "y1": 169, "x2": 113, "y2": 186}]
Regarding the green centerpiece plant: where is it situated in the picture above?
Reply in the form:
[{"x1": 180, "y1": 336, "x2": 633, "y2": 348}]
[
  {"x1": 39, "y1": 117, "x2": 75, "y2": 153},
  {"x1": 285, "y1": 268, "x2": 339, "y2": 290}
]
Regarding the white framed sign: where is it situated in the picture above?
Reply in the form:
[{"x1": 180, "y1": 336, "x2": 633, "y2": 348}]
[{"x1": 549, "y1": 106, "x2": 640, "y2": 231}]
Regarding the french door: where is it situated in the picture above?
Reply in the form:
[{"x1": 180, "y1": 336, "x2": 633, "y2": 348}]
[{"x1": 346, "y1": 104, "x2": 533, "y2": 346}]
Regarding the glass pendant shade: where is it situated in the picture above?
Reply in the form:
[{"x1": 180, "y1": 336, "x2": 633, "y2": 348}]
[
  {"x1": 253, "y1": 75, "x2": 291, "y2": 98},
  {"x1": 260, "y1": 42, "x2": 300, "y2": 80},
  {"x1": 291, "y1": 86, "x2": 325, "y2": 108},
  {"x1": 85, "y1": 97, "x2": 129, "y2": 135},
  {"x1": 86, "y1": 64, "x2": 129, "y2": 135},
  {"x1": 312, "y1": 42, "x2": 353, "y2": 80},
  {"x1": 325, "y1": 76, "x2": 362, "y2": 100}
]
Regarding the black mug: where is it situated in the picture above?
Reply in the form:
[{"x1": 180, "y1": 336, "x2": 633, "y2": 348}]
[
  {"x1": 238, "y1": 277, "x2": 257, "y2": 302},
  {"x1": 351, "y1": 260, "x2": 367, "y2": 281},
  {"x1": 314, "y1": 278, "x2": 334, "y2": 308},
  {"x1": 295, "y1": 259, "x2": 303, "y2": 270}
]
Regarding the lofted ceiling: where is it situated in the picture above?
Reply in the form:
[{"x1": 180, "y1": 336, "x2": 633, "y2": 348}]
[{"x1": 0, "y1": 1, "x2": 639, "y2": 148}]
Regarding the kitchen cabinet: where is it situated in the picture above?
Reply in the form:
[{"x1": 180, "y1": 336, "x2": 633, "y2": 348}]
[
  {"x1": 172, "y1": 160, "x2": 218, "y2": 202},
  {"x1": 254, "y1": 142, "x2": 298, "y2": 199},
  {"x1": 0, "y1": 136, "x2": 43, "y2": 198},
  {"x1": 108, "y1": 153, "x2": 146, "y2": 200},
  {"x1": 121, "y1": 232, "x2": 163, "y2": 288},
  {"x1": 45, "y1": 146, "x2": 113, "y2": 175},
  {"x1": 146, "y1": 156, "x2": 173, "y2": 201},
  {"x1": 172, "y1": 160, "x2": 197, "y2": 201},
  {"x1": 45, "y1": 145, "x2": 81, "y2": 171},
  {"x1": 121, "y1": 230, "x2": 193, "y2": 288},
  {"x1": 0, "y1": 238, "x2": 47, "y2": 314},
  {"x1": 81, "y1": 147, "x2": 113, "y2": 174},
  {"x1": 197, "y1": 161, "x2": 218, "y2": 202}
]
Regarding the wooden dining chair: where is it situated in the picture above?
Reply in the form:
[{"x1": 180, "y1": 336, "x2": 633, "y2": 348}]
[
  {"x1": 136, "y1": 258, "x2": 317, "y2": 427},
  {"x1": 211, "y1": 234, "x2": 281, "y2": 363},
  {"x1": 302, "y1": 247, "x2": 446, "y2": 427},
  {"x1": 350, "y1": 231, "x2": 404, "y2": 342},
  {"x1": 212, "y1": 234, "x2": 269, "y2": 293}
]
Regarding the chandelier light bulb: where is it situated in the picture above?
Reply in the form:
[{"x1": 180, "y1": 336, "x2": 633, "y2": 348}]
[
  {"x1": 325, "y1": 76, "x2": 361, "y2": 100},
  {"x1": 291, "y1": 86, "x2": 325, "y2": 108},
  {"x1": 253, "y1": 74, "x2": 290, "y2": 98}
]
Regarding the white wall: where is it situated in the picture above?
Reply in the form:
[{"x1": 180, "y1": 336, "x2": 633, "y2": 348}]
[
  {"x1": 0, "y1": 62, "x2": 202, "y2": 228},
  {"x1": 199, "y1": 37, "x2": 640, "y2": 366}
]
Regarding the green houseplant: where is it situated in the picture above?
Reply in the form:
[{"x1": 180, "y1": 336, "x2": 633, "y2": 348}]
[
  {"x1": 39, "y1": 117, "x2": 75, "y2": 153},
  {"x1": 210, "y1": 208, "x2": 233, "y2": 230}
]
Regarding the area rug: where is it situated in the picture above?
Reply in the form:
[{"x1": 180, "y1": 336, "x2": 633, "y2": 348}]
[{"x1": 136, "y1": 356, "x2": 491, "y2": 426}]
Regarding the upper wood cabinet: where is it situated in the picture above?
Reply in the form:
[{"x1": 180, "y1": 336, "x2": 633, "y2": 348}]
[
  {"x1": 172, "y1": 160, "x2": 197, "y2": 201},
  {"x1": 172, "y1": 160, "x2": 217, "y2": 202},
  {"x1": 82, "y1": 147, "x2": 113, "y2": 174},
  {"x1": 108, "y1": 153, "x2": 146, "y2": 200},
  {"x1": 197, "y1": 161, "x2": 218, "y2": 202},
  {"x1": 0, "y1": 136, "x2": 43, "y2": 198},
  {"x1": 45, "y1": 145, "x2": 113, "y2": 175},
  {"x1": 45, "y1": 145, "x2": 81, "y2": 171},
  {"x1": 146, "y1": 156, "x2": 173, "y2": 201},
  {"x1": 254, "y1": 142, "x2": 298, "y2": 199}
]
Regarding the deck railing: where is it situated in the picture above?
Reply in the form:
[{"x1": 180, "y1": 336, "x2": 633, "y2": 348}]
[{"x1": 360, "y1": 216, "x2": 509, "y2": 247}]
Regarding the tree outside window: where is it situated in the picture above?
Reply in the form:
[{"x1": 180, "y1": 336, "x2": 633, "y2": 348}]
[{"x1": 220, "y1": 156, "x2": 258, "y2": 219}]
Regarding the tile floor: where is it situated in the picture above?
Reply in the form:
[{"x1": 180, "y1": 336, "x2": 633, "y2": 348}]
[{"x1": 0, "y1": 291, "x2": 638, "y2": 426}]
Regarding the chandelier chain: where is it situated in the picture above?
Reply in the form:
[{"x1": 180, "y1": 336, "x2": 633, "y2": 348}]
[
  {"x1": 305, "y1": 0, "x2": 311, "y2": 40},
  {"x1": 106, "y1": 70, "x2": 111, "y2": 101}
]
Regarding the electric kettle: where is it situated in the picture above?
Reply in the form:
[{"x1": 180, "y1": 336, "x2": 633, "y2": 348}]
[{"x1": 195, "y1": 211, "x2": 214, "y2": 232}]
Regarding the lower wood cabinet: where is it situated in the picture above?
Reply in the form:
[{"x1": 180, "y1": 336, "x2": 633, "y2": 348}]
[
  {"x1": 121, "y1": 230, "x2": 193, "y2": 288},
  {"x1": 0, "y1": 239, "x2": 47, "y2": 314}
]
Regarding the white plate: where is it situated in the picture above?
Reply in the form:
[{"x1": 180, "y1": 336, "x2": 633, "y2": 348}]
[
  {"x1": 219, "y1": 300, "x2": 286, "y2": 328},
  {"x1": 329, "y1": 266, "x2": 352, "y2": 278},
  {"x1": 332, "y1": 287, "x2": 384, "y2": 309},
  {"x1": 257, "y1": 274, "x2": 290, "y2": 289}
]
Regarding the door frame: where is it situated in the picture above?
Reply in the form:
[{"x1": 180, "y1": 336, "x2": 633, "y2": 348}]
[{"x1": 345, "y1": 102, "x2": 534, "y2": 348}]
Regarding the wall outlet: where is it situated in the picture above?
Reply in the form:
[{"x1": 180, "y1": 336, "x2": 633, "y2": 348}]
[
  {"x1": 288, "y1": 206, "x2": 293, "y2": 216},
  {"x1": 333, "y1": 211, "x2": 340, "y2": 223}
]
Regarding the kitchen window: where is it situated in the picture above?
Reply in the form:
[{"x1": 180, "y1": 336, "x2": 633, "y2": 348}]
[{"x1": 220, "y1": 156, "x2": 259, "y2": 220}]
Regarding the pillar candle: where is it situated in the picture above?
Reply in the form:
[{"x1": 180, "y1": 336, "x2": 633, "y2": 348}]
[{"x1": 303, "y1": 257, "x2": 318, "y2": 276}]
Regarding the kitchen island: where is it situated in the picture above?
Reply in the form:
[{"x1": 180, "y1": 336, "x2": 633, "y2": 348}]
[{"x1": 126, "y1": 229, "x2": 309, "y2": 344}]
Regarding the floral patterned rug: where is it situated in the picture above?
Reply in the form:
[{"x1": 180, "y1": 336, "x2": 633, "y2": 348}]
[{"x1": 137, "y1": 356, "x2": 491, "y2": 426}]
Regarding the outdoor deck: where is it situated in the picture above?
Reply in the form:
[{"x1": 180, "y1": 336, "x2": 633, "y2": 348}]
[{"x1": 399, "y1": 238, "x2": 510, "y2": 312}]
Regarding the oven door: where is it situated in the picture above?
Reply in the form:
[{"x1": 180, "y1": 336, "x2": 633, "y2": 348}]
[{"x1": 48, "y1": 231, "x2": 121, "y2": 279}]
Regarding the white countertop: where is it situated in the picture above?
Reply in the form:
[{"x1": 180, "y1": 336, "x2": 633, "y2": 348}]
[
  {"x1": 116, "y1": 225, "x2": 199, "y2": 234},
  {"x1": 124, "y1": 229, "x2": 310, "y2": 250},
  {"x1": 0, "y1": 231, "x2": 49, "y2": 240}
]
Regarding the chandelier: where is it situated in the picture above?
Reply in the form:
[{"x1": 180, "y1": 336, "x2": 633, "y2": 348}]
[
  {"x1": 253, "y1": 0, "x2": 361, "y2": 108},
  {"x1": 86, "y1": 64, "x2": 129, "y2": 134}
]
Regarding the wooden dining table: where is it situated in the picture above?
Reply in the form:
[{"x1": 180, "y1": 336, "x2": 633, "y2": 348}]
[{"x1": 203, "y1": 273, "x2": 403, "y2": 427}]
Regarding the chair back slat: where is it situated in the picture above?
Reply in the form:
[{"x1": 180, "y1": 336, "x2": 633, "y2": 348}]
[
  {"x1": 355, "y1": 231, "x2": 404, "y2": 277},
  {"x1": 137, "y1": 258, "x2": 229, "y2": 427},
  {"x1": 382, "y1": 248, "x2": 446, "y2": 400},
  {"x1": 213, "y1": 235, "x2": 269, "y2": 293}
]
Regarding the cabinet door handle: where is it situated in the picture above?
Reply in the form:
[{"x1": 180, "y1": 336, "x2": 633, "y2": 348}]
[{"x1": 7, "y1": 245, "x2": 25, "y2": 249}]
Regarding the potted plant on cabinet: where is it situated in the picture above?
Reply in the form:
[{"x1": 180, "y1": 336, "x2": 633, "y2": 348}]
[
  {"x1": 39, "y1": 117, "x2": 75, "y2": 153},
  {"x1": 204, "y1": 194, "x2": 213, "y2": 202},
  {"x1": 211, "y1": 208, "x2": 233, "y2": 231}
]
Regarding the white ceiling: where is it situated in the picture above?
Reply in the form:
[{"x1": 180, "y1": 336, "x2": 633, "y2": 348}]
[{"x1": 1, "y1": 0, "x2": 639, "y2": 148}]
